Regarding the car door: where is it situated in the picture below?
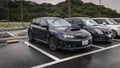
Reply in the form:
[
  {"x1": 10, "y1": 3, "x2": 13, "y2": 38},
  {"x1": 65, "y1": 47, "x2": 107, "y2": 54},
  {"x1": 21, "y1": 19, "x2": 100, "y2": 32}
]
[
  {"x1": 38, "y1": 19, "x2": 48, "y2": 42},
  {"x1": 32, "y1": 19, "x2": 48, "y2": 42},
  {"x1": 31, "y1": 18, "x2": 41, "y2": 39}
]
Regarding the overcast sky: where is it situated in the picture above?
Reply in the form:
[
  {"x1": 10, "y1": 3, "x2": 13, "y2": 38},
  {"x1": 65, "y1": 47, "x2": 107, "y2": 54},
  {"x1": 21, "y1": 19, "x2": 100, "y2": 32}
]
[{"x1": 27, "y1": 0, "x2": 120, "y2": 13}]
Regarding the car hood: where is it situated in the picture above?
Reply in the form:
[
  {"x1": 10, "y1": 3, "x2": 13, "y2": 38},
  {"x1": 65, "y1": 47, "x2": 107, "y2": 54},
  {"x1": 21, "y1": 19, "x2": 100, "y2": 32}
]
[
  {"x1": 101, "y1": 25, "x2": 120, "y2": 30},
  {"x1": 86, "y1": 25, "x2": 110, "y2": 31},
  {"x1": 51, "y1": 26, "x2": 89, "y2": 36}
]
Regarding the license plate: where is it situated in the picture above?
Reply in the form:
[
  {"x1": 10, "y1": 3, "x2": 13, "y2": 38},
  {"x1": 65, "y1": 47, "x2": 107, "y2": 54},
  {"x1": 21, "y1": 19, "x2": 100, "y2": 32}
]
[
  {"x1": 108, "y1": 34, "x2": 112, "y2": 38},
  {"x1": 82, "y1": 40, "x2": 88, "y2": 45}
]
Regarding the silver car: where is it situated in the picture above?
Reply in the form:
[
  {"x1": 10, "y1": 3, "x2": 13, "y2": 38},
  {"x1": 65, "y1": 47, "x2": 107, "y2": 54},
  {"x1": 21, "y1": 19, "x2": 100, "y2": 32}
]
[{"x1": 92, "y1": 18, "x2": 120, "y2": 37}]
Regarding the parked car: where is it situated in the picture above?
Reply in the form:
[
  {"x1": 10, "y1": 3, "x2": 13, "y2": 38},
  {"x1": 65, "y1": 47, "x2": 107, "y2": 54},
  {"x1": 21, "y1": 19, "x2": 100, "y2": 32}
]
[
  {"x1": 92, "y1": 18, "x2": 120, "y2": 37},
  {"x1": 28, "y1": 17, "x2": 92, "y2": 51},
  {"x1": 65, "y1": 17, "x2": 113, "y2": 42},
  {"x1": 112, "y1": 18, "x2": 120, "y2": 24}
]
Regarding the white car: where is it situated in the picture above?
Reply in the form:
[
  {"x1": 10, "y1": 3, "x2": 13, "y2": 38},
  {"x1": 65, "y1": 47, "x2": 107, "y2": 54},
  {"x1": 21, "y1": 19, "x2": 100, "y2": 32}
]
[
  {"x1": 92, "y1": 18, "x2": 120, "y2": 37},
  {"x1": 112, "y1": 18, "x2": 120, "y2": 24}
]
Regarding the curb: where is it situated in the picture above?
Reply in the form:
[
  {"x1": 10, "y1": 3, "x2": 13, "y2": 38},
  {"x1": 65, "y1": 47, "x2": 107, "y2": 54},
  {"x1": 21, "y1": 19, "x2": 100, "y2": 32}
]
[
  {"x1": 0, "y1": 27, "x2": 27, "y2": 32},
  {"x1": 0, "y1": 39, "x2": 19, "y2": 45},
  {"x1": 7, "y1": 40, "x2": 19, "y2": 44},
  {"x1": 0, "y1": 36, "x2": 28, "y2": 45}
]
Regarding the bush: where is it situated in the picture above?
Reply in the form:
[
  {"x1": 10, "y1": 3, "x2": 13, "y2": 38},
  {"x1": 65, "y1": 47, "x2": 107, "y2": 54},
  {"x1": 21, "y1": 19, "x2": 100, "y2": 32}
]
[
  {"x1": 0, "y1": 23, "x2": 30, "y2": 28},
  {"x1": 0, "y1": 19, "x2": 9, "y2": 22}
]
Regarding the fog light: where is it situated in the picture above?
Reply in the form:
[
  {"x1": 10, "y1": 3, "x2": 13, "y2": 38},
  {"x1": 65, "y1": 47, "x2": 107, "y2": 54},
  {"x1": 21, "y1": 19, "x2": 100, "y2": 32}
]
[{"x1": 68, "y1": 45, "x2": 71, "y2": 48}]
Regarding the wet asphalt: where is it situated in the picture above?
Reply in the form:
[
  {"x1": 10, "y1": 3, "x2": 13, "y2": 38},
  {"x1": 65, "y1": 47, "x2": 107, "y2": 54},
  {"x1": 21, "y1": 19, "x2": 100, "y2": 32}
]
[
  {"x1": 0, "y1": 30, "x2": 120, "y2": 68},
  {"x1": 45, "y1": 45, "x2": 120, "y2": 68},
  {"x1": 0, "y1": 41, "x2": 53, "y2": 68}
]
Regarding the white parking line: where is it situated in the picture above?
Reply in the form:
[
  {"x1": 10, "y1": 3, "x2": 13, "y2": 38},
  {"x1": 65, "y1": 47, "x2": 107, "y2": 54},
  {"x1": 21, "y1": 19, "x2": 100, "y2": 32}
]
[
  {"x1": 92, "y1": 45, "x2": 105, "y2": 49},
  {"x1": 7, "y1": 32, "x2": 15, "y2": 36},
  {"x1": 24, "y1": 41, "x2": 60, "y2": 61},
  {"x1": 113, "y1": 39, "x2": 120, "y2": 41},
  {"x1": 32, "y1": 44, "x2": 120, "y2": 68}
]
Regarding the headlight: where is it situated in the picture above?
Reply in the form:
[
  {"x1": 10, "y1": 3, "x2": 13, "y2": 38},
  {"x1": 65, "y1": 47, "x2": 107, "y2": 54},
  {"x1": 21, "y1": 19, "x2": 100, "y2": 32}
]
[
  {"x1": 95, "y1": 29, "x2": 103, "y2": 34},
  {"x1": 88, "y1": 33, "x2": 92, "y2": 38},
  {"x1": 118, "y1": 26, "x2": 120, "y2": 28},
  {"x1": 63, "y1": 34, "x2": 74, "y2": 39}
]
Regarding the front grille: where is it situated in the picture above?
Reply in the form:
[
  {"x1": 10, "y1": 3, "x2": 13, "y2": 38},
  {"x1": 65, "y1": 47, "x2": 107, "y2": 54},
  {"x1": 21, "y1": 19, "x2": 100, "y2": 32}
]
[
  {"x1": 66, "y1": 39, "x2": 92, "y2": 48},
  {"x1": 103, "y1": 31, "x2": 111, "y2": 34},
  {"x1": 75, "y1": 35, "x2": 88, "y2": 39}
]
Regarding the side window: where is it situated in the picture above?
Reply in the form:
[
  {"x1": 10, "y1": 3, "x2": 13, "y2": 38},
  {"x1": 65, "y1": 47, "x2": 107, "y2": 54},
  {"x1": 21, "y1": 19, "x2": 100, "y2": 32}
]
[
  {"x1": 73, "y1": 19, "x2": 83, "y2": 26},
  {"x1": 114, "y1": 19, "x2": 120, "y2": 23},
  {"x1": 94, "y1": 19, "x2": 103, "y2": 24},
  {"x1": 40, "y1": 19, "x2": 47, "y2": 27},
  {"x1": 35, "y1": 19, "x2": 41, "y2": 24},
  {"x1": 94, "y1": 19, "x2": 109, "y2": 24},
  {"x1": 32, "y1": 19, "x2": 36, "y2": 23},
  {"x1": 32, "y1": 19, "x2": 41, "y2": 25}
]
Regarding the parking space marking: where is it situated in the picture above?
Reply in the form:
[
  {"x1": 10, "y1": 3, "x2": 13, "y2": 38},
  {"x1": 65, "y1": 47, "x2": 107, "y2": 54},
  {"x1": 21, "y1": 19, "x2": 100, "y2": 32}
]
[
  {"x1": 24, "y1": 41, "x2": 60, "y2": 61},
  {"x1": 32, "y1": 44, "x2": 120, "y2": 68},
  {"x1": 113, "y1": 39, "x2": 120, "y2": 41},
  {"x1": 92, "y1": 45, "x2": 105, "y2": 49},
  {"x1": 7, "y1": 32, "x2": 15, "y2": 37}
]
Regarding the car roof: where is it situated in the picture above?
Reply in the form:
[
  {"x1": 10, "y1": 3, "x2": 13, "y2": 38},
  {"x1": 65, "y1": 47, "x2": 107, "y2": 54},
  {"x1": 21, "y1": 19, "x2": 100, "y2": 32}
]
[
  {"x1": 34, "y1": 17, "x2": 62, "y2": 20},
  {"x1": 65, "y1": 17, "x2": 89, "y2": 19},
  {"x1": 92, "y1": 17, "x2": 110, "y2": 19},
  {"x1": 112, "y1": 18, "x2": 120, "y2": 19}
]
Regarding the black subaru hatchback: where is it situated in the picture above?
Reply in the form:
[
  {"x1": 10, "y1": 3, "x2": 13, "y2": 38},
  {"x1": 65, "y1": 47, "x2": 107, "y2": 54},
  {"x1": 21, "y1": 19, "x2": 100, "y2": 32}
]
[
  {"x1": 28, "y1": 17, "x2": 92, "y2": 51},
  {"x1": 65, "y1": 17, "x2": 113, "y2": 42}
]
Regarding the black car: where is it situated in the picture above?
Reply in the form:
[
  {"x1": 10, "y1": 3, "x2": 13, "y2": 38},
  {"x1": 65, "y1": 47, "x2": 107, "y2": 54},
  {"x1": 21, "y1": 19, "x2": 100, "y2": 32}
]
[
  {"x1": 28, "y1": 17, "x2": 92, "y2": 51},
  {"x1": 65, "y1": 17, "x2": 113, "y2": 41}
]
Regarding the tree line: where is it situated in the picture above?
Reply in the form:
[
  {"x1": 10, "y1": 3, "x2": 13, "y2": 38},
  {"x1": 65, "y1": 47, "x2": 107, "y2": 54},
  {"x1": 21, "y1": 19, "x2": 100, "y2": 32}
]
[{"x1": 0, "y1": 0, "x2": 120, "y2": 22}]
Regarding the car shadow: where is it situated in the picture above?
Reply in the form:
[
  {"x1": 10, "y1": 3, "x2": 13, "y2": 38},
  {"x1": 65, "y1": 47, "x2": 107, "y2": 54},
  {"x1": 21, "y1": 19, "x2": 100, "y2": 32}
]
[{"x1": 29, "y1": 40, "x2": 99, "y2": 59}]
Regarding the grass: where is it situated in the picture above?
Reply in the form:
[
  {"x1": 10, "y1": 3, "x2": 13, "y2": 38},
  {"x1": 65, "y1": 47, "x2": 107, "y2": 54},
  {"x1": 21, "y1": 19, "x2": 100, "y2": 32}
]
[{"x1": 0, "y1": 23, "x2": 30, "y2": 28}]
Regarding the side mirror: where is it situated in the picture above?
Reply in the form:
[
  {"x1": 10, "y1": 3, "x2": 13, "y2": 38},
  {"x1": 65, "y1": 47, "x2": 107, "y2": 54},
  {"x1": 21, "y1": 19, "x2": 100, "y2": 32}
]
[
  {"x1": 102, "y1": 21, "x2": 106, "y2": 25},
  {"x1": 41, "y1": 25, "x2": 49, "y2": 29}
]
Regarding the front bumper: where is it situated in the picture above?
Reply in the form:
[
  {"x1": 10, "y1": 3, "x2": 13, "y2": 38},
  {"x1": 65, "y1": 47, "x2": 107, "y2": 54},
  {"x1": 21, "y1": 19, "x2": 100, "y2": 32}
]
[
  {"x1": 94, "y1": 33, "x2": 112, "y2": 41},
  {"x1": 57, "y1": 39, "x2": 92, "y2": 50},
  {"x1": 116, "y1": 29, "x2": 120, "y2": 36}
]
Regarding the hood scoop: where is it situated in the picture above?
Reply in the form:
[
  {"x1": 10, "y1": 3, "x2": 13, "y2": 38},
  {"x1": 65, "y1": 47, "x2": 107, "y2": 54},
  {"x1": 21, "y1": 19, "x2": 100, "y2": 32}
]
[{"x1": 66, "y1": 26, "x2": 80, "y2": 31}]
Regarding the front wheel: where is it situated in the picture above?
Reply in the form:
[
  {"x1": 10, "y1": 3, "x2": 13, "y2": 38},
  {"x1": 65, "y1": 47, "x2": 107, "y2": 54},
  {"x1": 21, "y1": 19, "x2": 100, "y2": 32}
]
[
  {"x1": 49, "y1": 36, "x2": 58, "y2": 51},
  {"x1": 112, "y1": 30, "x2": 117, "y2": 38},
  {"x1": 28, "y1": 31, "x2": 35, "y2": 42}
]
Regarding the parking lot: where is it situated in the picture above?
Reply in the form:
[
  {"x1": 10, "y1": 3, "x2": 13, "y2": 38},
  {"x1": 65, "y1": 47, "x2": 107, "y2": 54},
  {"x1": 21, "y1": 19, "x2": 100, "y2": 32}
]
[{"x1": 1, "y1": 29, "x2": 120, "y2": 68}]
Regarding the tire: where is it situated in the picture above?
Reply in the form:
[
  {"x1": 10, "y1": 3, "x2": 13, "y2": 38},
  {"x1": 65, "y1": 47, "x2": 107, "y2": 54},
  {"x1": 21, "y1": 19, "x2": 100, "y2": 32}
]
[
  {"x1": 112, "y1": 30, "x2": 117, "y2": 38},
  {"x1": 84, "y1": 46, "x2": 92, "y2": 51},
  {"x1": 28, "y1": 31, "x2": 35, "y2": 42},
  {"x1": 49, "y1": 36, "x2": 58, "y2": 51}
]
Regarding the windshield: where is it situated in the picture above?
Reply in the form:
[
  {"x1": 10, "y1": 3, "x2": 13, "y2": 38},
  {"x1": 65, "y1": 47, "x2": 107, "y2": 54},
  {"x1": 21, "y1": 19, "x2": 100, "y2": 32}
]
[
  {"x1": 82, "y1": 18, "x2": 98, "y2": 26},
  {"x1": 47, "y1": 19, "x2": 71, "y2": 27},
  {"x1": 107, "y1": 19, "x2": 118, "y2": 25}
]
